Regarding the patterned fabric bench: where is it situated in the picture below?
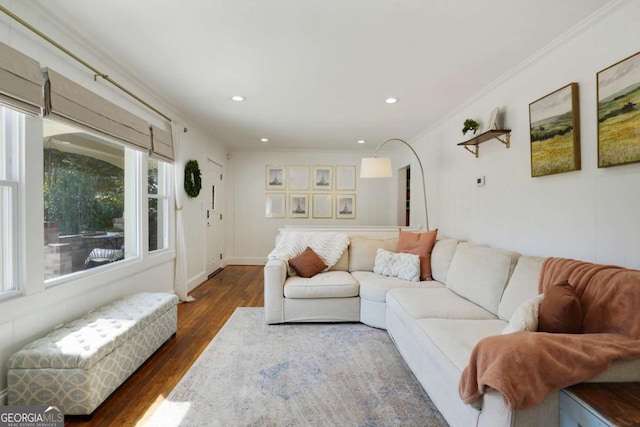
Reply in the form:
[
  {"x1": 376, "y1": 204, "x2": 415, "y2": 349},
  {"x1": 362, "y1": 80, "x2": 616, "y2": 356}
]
[{"x1": 7, "y1": 292, "x2": 178, "y2": 415}]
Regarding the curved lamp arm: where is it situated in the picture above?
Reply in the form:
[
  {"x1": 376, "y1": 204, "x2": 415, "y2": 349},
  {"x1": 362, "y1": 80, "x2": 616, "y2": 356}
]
[{"x1": 374, "y1": 139, "x2": 429, "y2": 230}]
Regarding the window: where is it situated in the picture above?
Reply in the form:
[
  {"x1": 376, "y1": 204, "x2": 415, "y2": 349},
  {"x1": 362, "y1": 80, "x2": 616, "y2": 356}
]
[
  {"x1": 148, "y1": 158, "x2": 169, "y2": 252},
  {"x1": 43, "y1": 119, "x2": 137, "y2": 281},
  {"x1": 0, "y1": 107, "x2": 21, "y2": 295}
]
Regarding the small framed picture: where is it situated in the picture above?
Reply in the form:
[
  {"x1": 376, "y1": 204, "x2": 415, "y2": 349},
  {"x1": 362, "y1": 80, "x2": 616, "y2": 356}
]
[
  {"x1": 335, "y1": 165, "x2": 356, "y2": 191},
  {"x1": 312, "y1": 193, "x2": 333, "y2": 218},
  {"x1": 288, "y1": 193, "x2": 309, "y2": 218},
  {"x1": 312, "y1": 165, "x2": 333, "y2": 190},
  {"x1": 287, "y1": 165, "x2": 309, "y2": 190},
  {"x1": 336, "y1": 194, "x2": 356, "y2": 219},
  {"x1": 265, "y1": 165, "x2": 286, "y2": 190},
  {"x1": 265, "y1": 193, "x2": 286, "y2": 218}
]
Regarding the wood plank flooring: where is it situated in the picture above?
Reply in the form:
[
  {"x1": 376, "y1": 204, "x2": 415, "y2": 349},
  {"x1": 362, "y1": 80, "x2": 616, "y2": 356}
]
[{"x1": 64, "y1": 265, "x2": 264, "y2": 427}]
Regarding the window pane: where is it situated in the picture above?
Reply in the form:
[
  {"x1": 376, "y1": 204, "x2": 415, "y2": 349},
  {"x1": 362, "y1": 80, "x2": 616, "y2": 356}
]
[
  {"x1": 148, "y1": 158, "x2": 158, "y2": 195},
  {"x1": 43, "y1": 119, "x2": 128, "y2": 280},
  {"x1": 148, "y1": 158, "x2": 168, "y2": 252},
  {"x1": 1, "y1": 107, "x2": 20, "y2": 294}
]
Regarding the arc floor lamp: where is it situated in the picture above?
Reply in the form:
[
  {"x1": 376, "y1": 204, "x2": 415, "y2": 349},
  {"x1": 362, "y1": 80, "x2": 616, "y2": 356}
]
[{"x1": 360, "y1": 138, "x2": 430, "y2": 230}]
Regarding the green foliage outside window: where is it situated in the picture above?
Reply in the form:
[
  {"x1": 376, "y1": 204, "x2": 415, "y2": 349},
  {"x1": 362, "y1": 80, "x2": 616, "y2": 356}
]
[{"x1": 44, "y1": 149, "x2": 124, "y2": 236}]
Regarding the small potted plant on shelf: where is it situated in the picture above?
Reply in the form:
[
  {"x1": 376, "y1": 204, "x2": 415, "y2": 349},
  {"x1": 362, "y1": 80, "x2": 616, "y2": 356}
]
[{"x1": 462, "y1": 119, "x2": 479, "y2": 135}]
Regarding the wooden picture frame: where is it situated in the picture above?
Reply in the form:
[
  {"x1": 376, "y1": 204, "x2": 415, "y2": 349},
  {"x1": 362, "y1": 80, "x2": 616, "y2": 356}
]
[
  {"x1": 335, "y1": 165, "x2": 356, "y2": 191},
  {"x1": 265, "y1": 165, "x2": 286, "y2": 190},
  {"x1": 312, "y1": 165, "x2": 333, "y2": 190},
  {"x1": 287, "y1": 165, "x2": 309, "y2": 190},
  {"x1": 288, "y1": 193, "x2": 309, "y2": 218},
  {"x1": 529, "y1": 83, "x2": 581, "y2": 177},
  {"x1": 597, "y1": 51, "x2": 640, "y2": 168},
  {"x1": 335, "y1": 194, "x2": 356, "y2": 219},
  {"x1": 312, "y1": 193, "x2": 333, "y2": 218},
  {"x1": 265, "y1": 193, "x2": 286, "y2": 218}
]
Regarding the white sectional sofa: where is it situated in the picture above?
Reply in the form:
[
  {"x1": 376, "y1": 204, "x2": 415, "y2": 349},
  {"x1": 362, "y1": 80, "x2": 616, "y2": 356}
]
[{"x1": 263, "y1": 230, "x2": 640, "y2": 427}]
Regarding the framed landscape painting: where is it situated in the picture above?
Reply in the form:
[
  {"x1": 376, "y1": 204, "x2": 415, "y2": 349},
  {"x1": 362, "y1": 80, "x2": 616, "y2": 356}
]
[
  {"x1": 336, "y1": 194, "x2": 356, "y2": 219},
  {"x1": 312, "y1": 165, "x2": 333, "y2": 190},
  {"x1": 529, "y1": 83, "x2": 581, "y2": 177},
  {"x1": 265, "y1": 165, "x2": 286, "y2": 190},
  {"x1": 597, "y1": 51, "x2": 640, "y2": 168},
  {"x1": 288, "y1": 193, "x2": 309, "y2": 218}
]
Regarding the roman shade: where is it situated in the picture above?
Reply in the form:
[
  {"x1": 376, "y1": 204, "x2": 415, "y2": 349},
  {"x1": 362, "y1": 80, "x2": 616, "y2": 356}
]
[
  {"x1": 0, "y1": 42, "x2": 43, "y2": 116},
  {"x1": 43, "y1": 68, "x2": 150, "y2": 150},
  {"x1": 150, "y1": 125, "x2": 174, "y2": 161}
]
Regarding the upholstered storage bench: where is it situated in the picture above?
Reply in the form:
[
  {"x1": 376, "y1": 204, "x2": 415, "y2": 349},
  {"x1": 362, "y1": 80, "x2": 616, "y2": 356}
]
[{"x1": 7, "y1": 292, "x2": 178, "y2": 415}]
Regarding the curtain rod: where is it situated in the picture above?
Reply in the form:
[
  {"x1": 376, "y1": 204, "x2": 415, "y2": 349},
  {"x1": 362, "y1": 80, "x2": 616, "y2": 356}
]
[{"x1": 0, "y1": 5, "x2": 188, "y2": 132}]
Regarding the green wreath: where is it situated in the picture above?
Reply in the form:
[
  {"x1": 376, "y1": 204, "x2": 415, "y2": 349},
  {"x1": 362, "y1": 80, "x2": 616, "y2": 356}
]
[{"x1": 184, "y1": 160, "x2": 202, "y2": 198}]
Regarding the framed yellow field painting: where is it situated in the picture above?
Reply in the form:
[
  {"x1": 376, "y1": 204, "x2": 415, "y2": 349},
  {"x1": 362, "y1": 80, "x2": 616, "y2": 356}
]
[
  {"x1": 529, "y1": 83, "x2": 581, "y2": 177},
  {"x1": 597, "y1": 51, "x2": 640, "y2": 168}
]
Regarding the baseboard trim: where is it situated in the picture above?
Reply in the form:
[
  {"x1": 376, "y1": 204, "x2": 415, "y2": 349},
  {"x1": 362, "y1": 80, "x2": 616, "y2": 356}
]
[{"x1": 225, "y1": 257, "x2": 266, "y2": 266}]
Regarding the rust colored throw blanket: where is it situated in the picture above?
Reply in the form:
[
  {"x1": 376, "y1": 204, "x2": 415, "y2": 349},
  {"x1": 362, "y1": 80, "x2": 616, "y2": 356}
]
[{"x1": 459, "y1": 257, "x2": 640, "y2": 410}]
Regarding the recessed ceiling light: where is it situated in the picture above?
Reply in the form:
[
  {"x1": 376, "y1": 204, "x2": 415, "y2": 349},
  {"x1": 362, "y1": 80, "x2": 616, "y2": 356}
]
[
  {"x1": 260, "y1": 138, "x2": 269, "y2": 142},
  {"x1": 231, "y1": 95, "x2": 245, "y2": 102},
  {"x1": 384, "y1": 97, "x2": 398, "y2": 104},
  {"x1": 357, "y1": 140, "x2": 366, "y2": 144}
]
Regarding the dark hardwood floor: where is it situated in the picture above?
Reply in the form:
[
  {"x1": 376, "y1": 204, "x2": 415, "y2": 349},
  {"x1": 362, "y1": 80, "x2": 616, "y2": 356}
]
[{"x1": 65, "y1": 265, "x2": 264, "y2": 427}]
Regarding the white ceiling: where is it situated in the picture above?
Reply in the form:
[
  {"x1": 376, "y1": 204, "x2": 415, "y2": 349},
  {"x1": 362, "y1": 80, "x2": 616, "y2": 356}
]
[{"x1": 34, "y1": 0, "x2": 611, "y2": 151}]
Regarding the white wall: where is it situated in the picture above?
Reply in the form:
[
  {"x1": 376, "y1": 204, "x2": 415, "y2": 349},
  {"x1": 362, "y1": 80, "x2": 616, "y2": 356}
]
[
  {"x1": 225, "y1": 150, "x2": 400, "y2": 264},
  {"x1": 0, "y1": 0, "x2": 227, "y2": 395},
  {"x1": 415, "y1": 0, "x2": 640, "y2": 268}
]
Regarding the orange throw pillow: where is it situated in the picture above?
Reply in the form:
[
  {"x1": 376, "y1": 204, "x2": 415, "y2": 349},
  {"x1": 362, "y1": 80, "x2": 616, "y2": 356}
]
[
  {"x1": 397, "y1": 229, "x2": 438, "y2": 281},
  {"x1": 288, "y1": 247, "x2": 328, "y2": 278},
  {"x1": 538, "y1": 282, "x2": 583, "y2": 334}
]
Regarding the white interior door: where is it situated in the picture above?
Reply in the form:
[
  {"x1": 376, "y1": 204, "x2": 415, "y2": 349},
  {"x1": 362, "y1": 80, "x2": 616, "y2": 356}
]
[{"x1": 205, "y1": 159, "x2": 223, "y2": 276}]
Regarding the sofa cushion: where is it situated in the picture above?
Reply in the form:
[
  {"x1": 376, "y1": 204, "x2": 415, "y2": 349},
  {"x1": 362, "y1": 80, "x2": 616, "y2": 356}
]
[
  {"x1": 373, "y1": 248, "x2": 420, "y2": 282},
  {"x1": 502, "y1": 294, "x2": 545, "y2": 334},
  {"x1": 353, "y1": 271, "x2": 444, "y2": 303},
  {"x1": 498, "y1": 256, "x2": 546, "y2": 321},
  {"x1": 348, "y1": 236, "x2": 398, "y2": 272},
  {"x1": 288, "y1": 247, "x2": 327, "y2": 278},
  {"x1": 430, "y1": 238, "x2": 460, "y2": 285},
  {"x1": 446, "y1": 243, "x2": 520, "y2": 315},
  {"x1": 329, "y1": 246, "x2": 349, "y2": 271},
  {"x1": 538, "y1": 283, "x2": 583, "y2": 334},
  {"x1": 284, "y1": 271, "x2": 359, "y2": 298},
  {"x1": 386, "y1": 288, "x2": 497, "y2": 332},
  {"x1": 397, "y1": 229, "x2": 438, "y2": 280},
  {"x1": 415, "y1": 318, "x2": 507, "y2": 372}
]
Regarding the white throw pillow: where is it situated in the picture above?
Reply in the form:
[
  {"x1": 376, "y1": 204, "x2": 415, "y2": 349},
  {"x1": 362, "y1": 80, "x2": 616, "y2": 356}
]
[
  {"x1": 373, "y1": 248, "x2": 420, "y2": 282},
  {"x1": 502, "y1": 294, "x2": 545, "y2": 334}
]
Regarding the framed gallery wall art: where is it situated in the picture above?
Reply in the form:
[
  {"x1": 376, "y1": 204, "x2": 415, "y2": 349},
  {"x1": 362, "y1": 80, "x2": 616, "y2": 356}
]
[
  {"x1": 597, "y1": 50, "x2": 640, "y2": 168},
  {"x1": 336, "y1": 165, "x2": 356, "y2": 190},
  {"x1": 265, "y1": 193, "x2": 286, "y2": 218},
  {"x1": 287, "y1": 165, "x2": 309, "y2": 190},
  {"x1": 529, "y1": 82, "x2": 581, "y2": 177},
  {"x1": 265, "y1": 165, "x2": 286, "y2": 190},
  {"x1": 288, "y1": 193, "x2": 309, "y2": 218},
  {"x1": 336, "y1": 194, "x2": 356, "y2": 219},
  {"x1": 312, "y1": 193, "x2": 333, "y2": 218},
  {"x1": 312, "y1": 165, "x2": 333, "y2": 190}
]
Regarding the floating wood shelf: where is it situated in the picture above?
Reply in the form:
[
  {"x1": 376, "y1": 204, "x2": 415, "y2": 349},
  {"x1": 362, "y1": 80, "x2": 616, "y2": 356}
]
[{"x1": 457, "y1": 129, "x2": 511, "y2": 158}]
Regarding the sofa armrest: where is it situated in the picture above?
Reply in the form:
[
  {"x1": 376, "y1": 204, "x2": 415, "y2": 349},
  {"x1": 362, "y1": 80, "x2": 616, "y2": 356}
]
[{"x1": 264, "y1": 259, "x2": 287, "y2": 324}]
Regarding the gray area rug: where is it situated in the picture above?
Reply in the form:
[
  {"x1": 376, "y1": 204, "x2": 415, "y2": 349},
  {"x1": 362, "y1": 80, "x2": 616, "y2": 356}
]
[{"x1": 146, "y1": 308, "x2": 447, "y2": 426}]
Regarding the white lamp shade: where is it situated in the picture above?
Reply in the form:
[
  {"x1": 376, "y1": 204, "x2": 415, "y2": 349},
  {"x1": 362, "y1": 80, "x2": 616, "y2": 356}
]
[{"x1": 360, "y1": 157, "x2": 393, "y2": 178}]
